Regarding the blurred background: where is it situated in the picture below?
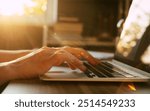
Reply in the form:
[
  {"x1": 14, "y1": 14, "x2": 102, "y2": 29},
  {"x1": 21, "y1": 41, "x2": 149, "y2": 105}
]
[{"x1": 0, "y1": 0, "x2": 132, "y2": 52}]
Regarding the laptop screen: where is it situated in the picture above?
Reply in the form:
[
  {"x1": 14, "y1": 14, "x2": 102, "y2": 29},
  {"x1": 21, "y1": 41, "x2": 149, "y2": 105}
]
[{"x1": 114, "y1": 0, "x2": 150, "y2": 73}]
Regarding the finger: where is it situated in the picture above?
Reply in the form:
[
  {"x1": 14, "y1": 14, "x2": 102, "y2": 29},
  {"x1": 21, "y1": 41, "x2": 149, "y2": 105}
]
[
  {"x1": 67, "y1": 63, "x2": 76, "y2": 70},
  {"x1": 49, "y1": 49, "x2": 86, "y2": 71},
  {"x1": 80, "y1": 50, "x2": 100, "y2": 65},
  {"x1": 62, "y1": 46, "x2": 82, "y2": 59},
  {"x1": 64, "y1": 47, "x2": 99, "y2": 65},
  {"x1": 62, "y1": 50, "x2": 86, "y2": 71}
]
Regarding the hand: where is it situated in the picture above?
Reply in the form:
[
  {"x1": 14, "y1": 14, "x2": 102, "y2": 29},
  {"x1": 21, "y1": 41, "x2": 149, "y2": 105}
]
[
  {"x1": 62, "y1": 46, "x2": 99, "y2": 65},
  {"x1": 6, "y1": 46, "x2": 99, "y2": 80}
]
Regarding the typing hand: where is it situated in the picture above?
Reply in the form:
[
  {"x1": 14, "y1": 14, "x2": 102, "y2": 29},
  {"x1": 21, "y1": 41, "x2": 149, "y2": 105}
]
[{"x1": 7, "y1": 46, "x2": 98, "y2": 80}]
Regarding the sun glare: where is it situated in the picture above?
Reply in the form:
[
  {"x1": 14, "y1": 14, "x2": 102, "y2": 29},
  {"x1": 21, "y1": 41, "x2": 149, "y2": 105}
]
[
  {"x1": 128, "y1": 84, "x2": 136, "y2": 91},
  {"x1": 0, "y1": 0, "x2": 47, "y2": 16}
]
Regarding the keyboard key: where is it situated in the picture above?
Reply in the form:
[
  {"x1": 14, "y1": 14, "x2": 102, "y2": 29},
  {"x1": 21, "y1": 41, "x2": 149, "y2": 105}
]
[
  {"x1": 98, "y1": 62, "x2": 124, "y2": 77},
  {"x1": 95, "y1": 64, "x2": 114, "y2": 77},
  {"x1": 102, "y1": 62, "x2": 134, "y2": 77},
  {"x1": 84, "y1": 62, "x2": 108, "y2": 77},
  {"x1": 84, "y1": 69, "x2": 96, "y2": 78}
]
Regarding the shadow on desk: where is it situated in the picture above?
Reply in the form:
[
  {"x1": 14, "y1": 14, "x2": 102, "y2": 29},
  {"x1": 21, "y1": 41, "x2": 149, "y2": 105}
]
[{"x1": 2, "y1": 79, "x2": 150, "y2": 94}]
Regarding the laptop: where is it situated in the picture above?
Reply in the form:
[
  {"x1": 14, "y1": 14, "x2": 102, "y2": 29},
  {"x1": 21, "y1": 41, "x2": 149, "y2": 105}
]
[{"x1": 40, "y1": 0, "x2": 150, "y2": 82}]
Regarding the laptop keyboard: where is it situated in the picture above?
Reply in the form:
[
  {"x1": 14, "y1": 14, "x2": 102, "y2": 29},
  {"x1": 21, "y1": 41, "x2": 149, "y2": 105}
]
[
  {"x1": 83, "y1": 61, "x2": 134, "y2": 78},
  {"x1": 84, "y1": 62, "x2": 111, "y2": 77}
]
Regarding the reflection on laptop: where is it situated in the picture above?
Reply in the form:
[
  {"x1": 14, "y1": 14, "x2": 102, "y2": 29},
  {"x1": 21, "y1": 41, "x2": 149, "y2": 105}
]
[{"x1": 40, "y1": 0, "x2": 150, "y2": 82}]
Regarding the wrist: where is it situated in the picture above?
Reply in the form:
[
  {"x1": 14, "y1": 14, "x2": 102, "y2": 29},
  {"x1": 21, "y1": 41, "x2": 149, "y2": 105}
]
[{"x1": 0, "y1": 63, "x2": 15, "y2": 85}]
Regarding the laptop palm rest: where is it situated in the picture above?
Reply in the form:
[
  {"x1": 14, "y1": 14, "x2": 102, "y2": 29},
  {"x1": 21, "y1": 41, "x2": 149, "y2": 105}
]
[{"x1": 39, "y1": 65, "x2": 150, "y2": 82}]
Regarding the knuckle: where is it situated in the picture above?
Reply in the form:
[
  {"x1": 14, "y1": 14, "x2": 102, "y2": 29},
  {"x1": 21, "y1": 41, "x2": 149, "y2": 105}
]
[
  {"x1": 63, "y1": 46, "x2": 70, "y2": 49},
  {"x1": 42, "y1": 46, "x2": 49, "y2": 50},
  {"x1": 54, "y1": 49, "x2": 66, "y2": 57},
  {"x1": 58, "y1": 49, "x2": 66, "y2": 54},
  {"x1": 40, "y1": 46, "x2": 50, "y2": 53},
  {"x1": 76, "y1": 47, "x2": 85, "y2": 52},
  {"x1": 62, "y1": 46, "x2": 71, "y2": 50}
]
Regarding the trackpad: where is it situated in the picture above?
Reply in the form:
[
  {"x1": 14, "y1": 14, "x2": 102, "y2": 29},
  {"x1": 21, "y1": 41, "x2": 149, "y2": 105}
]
[
  {"x1": 44, "y1": 71, "x2": 86, "y2": 78},
  {"x1": 39, "y1": 67, "x2": 88, "y2": 81}
]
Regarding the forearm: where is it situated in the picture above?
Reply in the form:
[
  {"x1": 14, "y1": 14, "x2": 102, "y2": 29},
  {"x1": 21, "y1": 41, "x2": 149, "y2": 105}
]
[
  {"x1": 0, "y1": 50, "x2": 40, "y2": 86},
  {"x1": 0, "y1": 50, "x2": 33, "y2": 62},
  {"x1": 0, "y1": 56, "x2": 32, "y2": 86},
  {"x1": 0, "y1": 63, "x2": 14, "y2": 86}
]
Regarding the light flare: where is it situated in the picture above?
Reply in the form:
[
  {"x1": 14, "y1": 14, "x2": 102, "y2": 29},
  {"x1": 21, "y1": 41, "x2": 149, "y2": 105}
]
[
  {"x1": 128, "y1": 84, "x2": 136, "y2": 91},
  {"x1": 0, "y1": 0, "x2": 47, "y2": 16}
]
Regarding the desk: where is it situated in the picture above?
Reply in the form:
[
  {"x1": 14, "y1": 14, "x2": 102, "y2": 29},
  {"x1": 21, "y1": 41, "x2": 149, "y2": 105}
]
[
  {"x1": 2, "y1": 79, "x2": 150, "y2": 94},
  {"x1": 2, "y1": 52, "x2": 150, "y2": 94}
]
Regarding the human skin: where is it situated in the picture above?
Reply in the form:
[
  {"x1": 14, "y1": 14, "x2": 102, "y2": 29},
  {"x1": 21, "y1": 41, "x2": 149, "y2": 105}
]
[{"x1": 0, "y1": 46, "x2": 99, "y2": 85}]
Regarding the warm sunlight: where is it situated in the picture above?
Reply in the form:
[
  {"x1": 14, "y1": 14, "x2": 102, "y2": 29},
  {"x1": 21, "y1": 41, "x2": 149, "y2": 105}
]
[
  {"x1": 0, "y1": 0, "x2": 47, "y2": 16},
  {"x1": 141, "y1": 45, "x2": 150, "y2": 64}
]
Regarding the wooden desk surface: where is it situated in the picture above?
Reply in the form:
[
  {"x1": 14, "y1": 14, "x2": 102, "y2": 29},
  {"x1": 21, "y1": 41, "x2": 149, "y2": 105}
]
[{"x1": 2, "y1": 79, "x2": 150, "y2": 94}]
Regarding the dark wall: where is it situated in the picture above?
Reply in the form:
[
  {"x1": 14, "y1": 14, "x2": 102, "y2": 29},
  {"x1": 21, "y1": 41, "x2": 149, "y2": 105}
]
[{"x1": 58, "y1": 0, "x2": 118, "y2": 37}]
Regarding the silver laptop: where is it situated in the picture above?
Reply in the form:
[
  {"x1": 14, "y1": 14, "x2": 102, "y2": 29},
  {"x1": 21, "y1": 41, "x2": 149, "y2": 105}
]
[{"x1": 40, "y1": 0, "x2": 150, "y2": 82}]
